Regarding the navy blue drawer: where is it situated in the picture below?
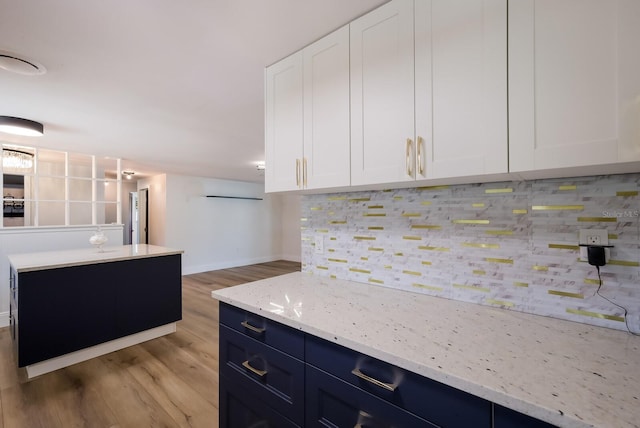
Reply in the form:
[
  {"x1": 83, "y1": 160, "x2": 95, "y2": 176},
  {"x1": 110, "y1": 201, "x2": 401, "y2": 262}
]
[
  {"x1": 220, "y1": 302, "x2": 304, "y2": 360},
  {"x1": 494, "y1": 404, "x2": 558, "y2": 428},
  {"x1": 219, "y1": 374, "x2": 299, "y2": 428},
  {"x1": 306, "y1": 365, "x2": 437, "y2": 427},
  {"x1": 220, "y1": 324, "x2": 304, "y2": 425},
  {"x1": 306, "y1": 335, "x2": 491, "y2": 427}
]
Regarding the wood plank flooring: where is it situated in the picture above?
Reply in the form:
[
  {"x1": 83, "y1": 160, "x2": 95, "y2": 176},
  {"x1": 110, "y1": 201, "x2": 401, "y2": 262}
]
[{"x1": 0, "y1": 260, "x2": 301, "y2": 428}]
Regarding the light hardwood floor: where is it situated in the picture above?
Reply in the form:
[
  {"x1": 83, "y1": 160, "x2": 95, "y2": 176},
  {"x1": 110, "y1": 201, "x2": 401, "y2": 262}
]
[{"x1": 0, "y1": 260, "x2": 301, "y2": 428}]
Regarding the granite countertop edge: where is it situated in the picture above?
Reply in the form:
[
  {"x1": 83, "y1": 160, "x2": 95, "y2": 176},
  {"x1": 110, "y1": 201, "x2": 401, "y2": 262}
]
[{"x1": 8, "y1": 244, "x2": 184, "y2": 272}]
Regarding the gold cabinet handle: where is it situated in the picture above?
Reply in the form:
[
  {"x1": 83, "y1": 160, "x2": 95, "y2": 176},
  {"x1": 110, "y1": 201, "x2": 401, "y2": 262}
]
[
  {"x1": 351, "y1": 368, "x2": 396, "y2": 392},
  {"x1": 241, "y1": 320, "x2": 266, "y2": 334},
  {"x1": 242, "y1": 360, "x2": 267, "y2": 377},
  {"x1": 295, "y1": 159, "x2": 300, "y2": 187},
  {"x1": 406, "y1": 138, "x2": 413, "y2": 177},
  {"x1": 417, "y1": 136, "x2": 424, "y2": 177},
  {"x1": 303, "y1": 157, "x2": 308, "y2": 187}
]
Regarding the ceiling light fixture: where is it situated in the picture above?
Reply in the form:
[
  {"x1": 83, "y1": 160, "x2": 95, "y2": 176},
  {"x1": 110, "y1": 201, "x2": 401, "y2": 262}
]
[
  {"x1": 0, "y1": 51, "x2": 47, "y2": 76},
  {"x1": 0, "y1": 116, "x2": 44, "y2": 137},
  {"x1": 122, "y1": 171, "x2": 135, "y2": 180},
  {"x1": 2, "y1": 148, "x2": 34, "y2": 169}
]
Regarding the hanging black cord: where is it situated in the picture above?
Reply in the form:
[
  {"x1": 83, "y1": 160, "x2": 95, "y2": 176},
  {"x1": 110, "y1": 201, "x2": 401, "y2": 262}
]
[{"x1": 594, "y1": 265, "x2": 640, "y2": 336}]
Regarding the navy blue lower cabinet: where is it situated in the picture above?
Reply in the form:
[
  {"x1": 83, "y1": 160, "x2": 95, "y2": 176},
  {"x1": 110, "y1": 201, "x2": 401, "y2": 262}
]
[
  {"x1": 219, "y1": 374, "x2": 299, "y2": 428},
  {"x1": 306, "y1": 335, "x2": 492, "y2": 428},
  {"x1": 220, "y1": 302, "x2": 304, "y2": 360},
  {"x1": 217, "y1": 304, "x2": 552, "y2": 428},
  {"x1": 115, "y1": 254, "x2": 182, "y2": 336},
  {"x1": 219, "y1": 324, "x2": 305, "y2": 425},
  {"x1": 306, "y1": 365, "x2": 437, "y2": 428},
  {"x1": 13, "y1": 254, "x2": 182, "y2": 367},
  {"x1": 493, "y1": 404, "x2": 558, "y2": 428}
]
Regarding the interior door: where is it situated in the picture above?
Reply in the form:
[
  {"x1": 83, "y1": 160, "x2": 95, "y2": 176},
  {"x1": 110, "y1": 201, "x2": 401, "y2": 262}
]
[{"x1": 129, "y1": 191, "x2": 138, "y2": 245}]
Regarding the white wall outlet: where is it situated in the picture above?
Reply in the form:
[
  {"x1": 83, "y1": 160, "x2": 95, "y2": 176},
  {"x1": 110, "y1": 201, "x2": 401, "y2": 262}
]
[
  {"x1": 314, "y1": 235, "x2": 324, "y2": 254},
  {"x1": 579, "y1": 229, "x2": 608, "y2": 246},
  {"x1": 578, "y1": 229, "x2": 609, "y2": 262}
]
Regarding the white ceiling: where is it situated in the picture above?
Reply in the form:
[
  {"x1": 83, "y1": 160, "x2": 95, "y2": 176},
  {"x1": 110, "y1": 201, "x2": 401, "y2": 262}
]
[{"x1": 0, "y1": 0, "x2": 387, "y2": 182}]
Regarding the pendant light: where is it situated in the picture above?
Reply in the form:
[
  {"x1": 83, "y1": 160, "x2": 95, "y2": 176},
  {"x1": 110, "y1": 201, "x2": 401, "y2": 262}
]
[
  {"x1": 2, "y1": 148, "x2": 34, "y2": 169},
  {"x1": 0, "y1": 116, "x2": 44, "y2": 137}
]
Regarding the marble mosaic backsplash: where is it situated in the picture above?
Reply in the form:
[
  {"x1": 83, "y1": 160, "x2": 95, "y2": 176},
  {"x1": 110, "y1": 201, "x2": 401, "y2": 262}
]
[{"x1": 301, "y1": 173, "x2": 640, "y2": 332}]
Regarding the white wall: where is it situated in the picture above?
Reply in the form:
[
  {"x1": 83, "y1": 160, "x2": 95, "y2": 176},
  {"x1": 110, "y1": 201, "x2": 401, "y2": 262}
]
[
  {"x1": 280, "y1": 194, "x2": 301, "y2": 262},
  {"x1": 162, "y1": 174, "x2": 284, "y2": 274},
  {"x1": 0, "y1": 225, "x2": 124, "y2": 326}
]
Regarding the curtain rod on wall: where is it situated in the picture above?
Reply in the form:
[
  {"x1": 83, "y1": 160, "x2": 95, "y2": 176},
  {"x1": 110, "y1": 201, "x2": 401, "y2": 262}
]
[{"x1": 205, "y1": 195, "x2": 263, "y2": 201}]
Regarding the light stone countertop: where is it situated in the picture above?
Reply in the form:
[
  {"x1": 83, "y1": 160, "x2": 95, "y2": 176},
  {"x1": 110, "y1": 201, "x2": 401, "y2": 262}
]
[
  {"x1": 211, "y1": 272, "x2": 640, "y2": 428},
  {"x1": 8, "y1": 244, "x2": 183, "y2": 272}
]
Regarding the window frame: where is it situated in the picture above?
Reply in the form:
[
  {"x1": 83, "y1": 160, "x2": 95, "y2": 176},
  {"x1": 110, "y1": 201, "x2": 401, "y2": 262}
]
[{"x1": 1, "y1": 144, "x2": 122, "y2": 228}]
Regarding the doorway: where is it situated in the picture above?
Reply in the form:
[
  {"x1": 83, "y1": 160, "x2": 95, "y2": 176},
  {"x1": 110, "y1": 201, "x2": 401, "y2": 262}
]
[
  {"x1": 129, "y1": 191, "x2": 138, "y2": 245},
  {"x1": 3, "y1": 174, "x2": 25, "y2": 227},
  {"x1": 138, "y1": 188, "x2": 149, "y2": 244}
]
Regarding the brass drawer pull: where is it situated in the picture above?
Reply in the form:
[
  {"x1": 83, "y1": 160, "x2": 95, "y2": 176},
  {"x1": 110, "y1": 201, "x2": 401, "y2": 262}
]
[
  {"x1": 417, "y1": 135, "x2": 424, "y2": 176},
  {"x1": 354, "y1": 410, "x2": 373, "y2": 428},
  {"x1": 406, "y1": 138, "x2": 413, "y2": 177},
  {"x1": 351, "y1": 368, "x2": 396, "y2": 392},
  {"x1": 242, "y1": 360, "x2": 267, "y2": 377},
  {"x1": 241, "y1": 320, "x2": 266, "y2": 334},
  {"x1": 303, "y1": 157, "x2": 308, "y2": 187}
]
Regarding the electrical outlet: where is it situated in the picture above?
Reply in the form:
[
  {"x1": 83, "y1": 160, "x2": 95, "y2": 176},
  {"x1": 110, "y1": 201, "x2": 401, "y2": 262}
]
[
  {"x1": 579, "y1": 229, "x2": 608, "y2": 246},
  {"x1": 578, "y1": 229, "x2": 609, "y2": 262},
  {"x1": 314, "y1": 235, "x2": 324, "y2": 254}
]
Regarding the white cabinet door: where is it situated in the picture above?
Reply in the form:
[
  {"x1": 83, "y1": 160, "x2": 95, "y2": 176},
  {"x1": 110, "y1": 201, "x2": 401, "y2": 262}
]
[
  {"x1": 509, "y1": 0, "x2": 640, "y2": 172},
  {"x1": 303, "y1": 25, "x2": 351, "y2": 189},
  {"x1": 350, "y1": 0, "x2": 416, "y2": 186},
  {"x1": 415, "y1": 0, "x2": 508, "y2": 179},
  {"x1": 265, "y1": 51, "x2": 303, "y2": 192}
]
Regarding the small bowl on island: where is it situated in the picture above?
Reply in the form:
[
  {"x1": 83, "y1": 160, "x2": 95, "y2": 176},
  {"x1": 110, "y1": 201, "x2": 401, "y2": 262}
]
[{"x1": 89, "y1": 228, "x2": 109, "y2": 252}]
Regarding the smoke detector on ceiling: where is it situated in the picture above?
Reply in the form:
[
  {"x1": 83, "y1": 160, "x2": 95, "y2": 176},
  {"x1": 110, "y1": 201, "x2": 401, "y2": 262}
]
[{"x1": 0, "y1": 51, "x2": 47, "y2": 76}]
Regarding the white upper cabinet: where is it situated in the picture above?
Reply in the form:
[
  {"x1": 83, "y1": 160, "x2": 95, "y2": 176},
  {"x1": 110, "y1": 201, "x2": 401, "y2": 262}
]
[
  {"x1": 509, "y1": 0, "x2": 640, "y2": 173},
  {"x1": 415, "y1": 0, "x2": 508, "y2": 179},
  {"x1": 265, "y1": 52, "x2": 303, "y2": 192},
  {"x1": 303, "y1": 25, "x2": 351, "y2": 189},
  {"x1": 265, "y1": 27, "x2": 350, "y2": 192},
  {"x1": 350, "y1": 0, "x2": 416, "y2": 186},
  {"x1": 267, "y1": 0, "x2": 639, "y2": 193},
  {"x1": 350, "y1": 0, "x2": 507, "y2": 187}
]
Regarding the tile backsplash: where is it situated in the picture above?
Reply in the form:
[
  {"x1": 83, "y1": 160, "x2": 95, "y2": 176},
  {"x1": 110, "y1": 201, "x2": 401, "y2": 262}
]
[{"x1": 301, "y1": 173, "x2": 640, "y2": 332}]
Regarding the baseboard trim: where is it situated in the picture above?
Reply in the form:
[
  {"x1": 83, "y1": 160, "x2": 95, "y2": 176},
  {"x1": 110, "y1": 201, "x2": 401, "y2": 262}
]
[
  {"x1": 183, "y1": 256, "x2": 282, "y2": 275},
  {"x1": 25, "y1": 322, "x2": 176, "y2": 379},
  {"x1": 0, "y1": 311, "x2": 8, "y2": 328},
  {"x1": 280, "y1": 253, "x2": 301, "y2": 263}
]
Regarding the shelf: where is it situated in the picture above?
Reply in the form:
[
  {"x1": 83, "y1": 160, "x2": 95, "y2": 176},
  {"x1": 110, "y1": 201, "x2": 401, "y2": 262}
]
[{"x1": 205, "y1": 195, "x2": 263, "y2": 201}]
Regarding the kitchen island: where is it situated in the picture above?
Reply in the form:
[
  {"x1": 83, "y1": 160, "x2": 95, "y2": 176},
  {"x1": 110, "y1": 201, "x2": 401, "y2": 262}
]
[
  {"x1": 212, "y1": 272, "x2": 640, "y2": 428},
  {"x1": 9, "y1": 244, "x2": 183, "y2": 379}
]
